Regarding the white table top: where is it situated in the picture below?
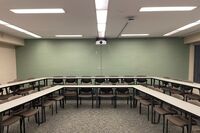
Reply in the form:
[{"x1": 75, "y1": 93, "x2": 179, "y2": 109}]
[
  {"x1": 0, "y1": 78, "x2": 46, "y2": 89},
  {"x1": 135, "y1": 85, "x2": 200, "y2": 117},
  {"x1": 0, "y1": 84, "x2": 200, "y2": 117},
  {"x1": 0, "y1": 85, "x2": 61, "y2": 112},
  {"x1": 153, "y1": 77, "x2": 200, "y2": 89},
  {"x1": 46, "y1": 76, "x2": 151, "y2": 80}
]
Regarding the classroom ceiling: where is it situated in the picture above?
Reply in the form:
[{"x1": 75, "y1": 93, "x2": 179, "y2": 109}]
[{"x1": 0, "y1": 0, "x2": 200, "y2": 39}]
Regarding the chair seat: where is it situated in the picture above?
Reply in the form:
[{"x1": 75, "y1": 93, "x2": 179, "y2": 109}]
[
  {"x1": 188, "y1": 100, "x2": 200, "y2": 107},
  {"x1": 140, "y1": 99, "x2": 151, "y2": 106},
  {"x1": 42, "y1": 100, "x2": 54, "y2": 107},
  {"x1": 2, "y1": 116, "x2": 20, "y2": 126},
  {"x1": 167, "y1": 115, "x2": 188, "y2": 127},
  {"x1": 116, "y1": 94, "x2": 130, "y2": 98},
  {"x1": 0, "y1": 94, "x2": 13, "y2": 100},
  {"x1": 186, "y1": 94, "x2": 200, "y2": 100},
  {"x1": 134, "y1": 95, "x2": 143, "y2": 100},
  {"x1": 63, "y1": 93, "x2": 77, "y2": 97},
  {"x1": 154, "y1": 106, "x2": 171, "y2": 115},
  {"x1": 50, "y1": 96, "x2": 64, "y2": 101},
  {"x1": 20, "y1": 109, "x2": 39, "y2": 117},
  {"x1": 78, "y1": 94, "x2": 92, "y2": 98},
  {"x1": 170, "y1": 89, "x2": 183, "y2": 95},
  {"x1": 17, "y1": 88, "x2": 33, "y2": 95},
  {"x1": 99, "y1": 94, "x2": 114, "y2": 98}
]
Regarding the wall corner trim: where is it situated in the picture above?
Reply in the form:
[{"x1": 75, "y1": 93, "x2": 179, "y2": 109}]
[
  {"x1": 0, "y1": 32, "x2": 24, "y2": 46},
  {"x1": 184, "y1": 32, "x2": 200, "y2": 44}
]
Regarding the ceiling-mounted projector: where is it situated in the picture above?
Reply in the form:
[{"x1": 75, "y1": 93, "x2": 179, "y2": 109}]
[{"x1": 96, "y1": 38, "x2": 107, "y2": 45}]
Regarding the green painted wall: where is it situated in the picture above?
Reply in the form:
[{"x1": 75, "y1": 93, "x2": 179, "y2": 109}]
[{"x1": 16, "y1": 38, "x2": 189, "y2": 80}]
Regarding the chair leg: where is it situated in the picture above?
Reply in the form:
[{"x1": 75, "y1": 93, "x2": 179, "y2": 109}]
[
  {"x1": 163, "y1": 115, "x2": 165, "y2": 133},
  {"x1": 166, "y1": 119, "x2": 168, "y2": 133},
  {"x1": 77, "y1": 97, "x2": 79, "y2": 108},
  {"x1": 51, "y1": 105, "x2": 54, "y2": 115},
  {"x1": 130, "y1": 97, "x2": 133, "y2": 108},
  {"x1": 23, "y1": 118, "x2": 25, "y2": 133},
  {"x1": 80, "y1": 98, "x2": 82, "y2": 105},
  {"x1": 92, "y1": 97, "x2": 94, "y2": 108},
  {"x1": 99, "y1": 97, "x2": 101, "y2": 108},
  {"x1": 115, "y1": 97, "x2": 117, "y2": 108},
  {"x1": 76, "y1": 97, "x2": 78, "y2": 108},
  {"x1": 7, "y1": 126, "x2": 9, "y2": 133},
  {"x1": 43, "y1": 108, "x2": 46, "y2": 122},
  {"x1": 20, "y1": 118, "x2": 23, "y2": 133},
  {"x1": 55, "y1": 101, "x2": 58, "y2": 113},
  {"x1": 148, "y1": 106, "x2": 150, "y2": 121},
  {"x1": 139, "y1": 103, "x2": 142, "y2": 114},
  {"x1": 182, "y1": 127, "x2": 184, "y2": 133}
]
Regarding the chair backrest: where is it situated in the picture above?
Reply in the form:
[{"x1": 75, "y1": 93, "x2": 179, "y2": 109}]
[
  {"x1": 116, "y1": 88, "x2": 129, "y2": 94},
  {"x1": 81, "y1": 78, "x2": 92, "y2": 84},
  {"x1": 108, "y1": 77, "x2": 119, "y2": 84},
  {"x1": 123, "y1": 78, "x2": 134, "y2": 84},
  {"x1": 79, "y1": 88, "x2": 93, "y2": 94},
  {"x1": 9, "y1": 85, "x2": 21, "y2": 93},
  {"x1": 171, "y1": 94, "x2": 184, "y2": 100},
  {"x1": 181, "y1": 85, "x2": 192, "y2": 93},
  {"x1": 172, "y1": 83, "x2": 180, "y2": 88},
  {"x1": 65, "y1": 78, "x2": 78, "y2": 84},
  {"x1": 95, "y1": 78, "x2": 106, "y2": 84},
  {"x1": 99, "y1": 88, "x2": 113, "y2": 94},
  {"x1": 52, "y1": 78, "x2": 64, "y2": 85}
]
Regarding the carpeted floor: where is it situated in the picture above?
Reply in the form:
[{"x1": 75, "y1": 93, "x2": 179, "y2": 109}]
[{"x1": 6, "y1": 100, "x2": 198, "y2": 133}]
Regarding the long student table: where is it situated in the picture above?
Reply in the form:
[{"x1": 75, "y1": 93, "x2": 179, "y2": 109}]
[
  {"x1": 134, "y1": 85, "x2": 200, "y2": 133},
  {"x1": 153, "y1": 77, "x2": 200, "y2": 90},
  {"x1": 0, "y1": 85, "x2": 200, "y2": 133},
  {"x1": 0, "y1": 78, "x2": 48, "y2": 93}
]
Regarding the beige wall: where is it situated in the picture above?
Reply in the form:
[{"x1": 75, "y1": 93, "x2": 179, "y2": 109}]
[{"x1": 0, "y1": 43, "x2": 17, "y2": 84}]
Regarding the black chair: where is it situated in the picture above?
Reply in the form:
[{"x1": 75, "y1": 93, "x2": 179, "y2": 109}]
[
  {"x1": 9, "y1": 85, "x2": 21, "y2": 95},
  {"x1": 95, "y1": 77, "x2": 106, "y2": 85},
  {"x1": 52, "y1": 78, "x2": 64, "y2": 86},
  {"x1": 78, "y1": 78, "x2": 94, "y2": 108},
  {"x1": 63, "y1": 78, "x2": 78, "y2": 107},
  {"x1": 123, "y1": 78, "x2": 135, "y2": 85},
  {"x1": 108, "y1": 77, "x2": 119, "y2": 84},
  {"x1": 98, "y1": 88, "x2": 115, "y2": 108},
  {"x1": 136, "y1": 75, "x2": 147, "y2": 85},
  {"x1": 115, "y1": 88, "x2": 132, "y2": 108}
]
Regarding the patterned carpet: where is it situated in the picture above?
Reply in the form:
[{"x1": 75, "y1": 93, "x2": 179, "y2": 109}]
[{"x1": 5, "y1": 100, "x2": 199, "y2": 133}]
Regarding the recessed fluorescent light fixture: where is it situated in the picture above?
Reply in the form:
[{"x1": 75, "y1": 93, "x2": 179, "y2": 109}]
[
  {"x1": 55, "y1": 35, "x2": 83, "y2": 38},
  {"x1": 10, "y1": 8, "x2": 65, "y2": 14},
  {"x1": 95, "y1": 0, "x2": 109, "y2": 38},
  {"x1": 121, "y1": 34, "x2": 149, "y2": 37},
  {"x1": 140, "y1": 6, "x2": 197, "y2": 12},
  {"x1": 95, "y1": 0, "x2": 109, "y2": 10},
  {"x1": 164, "y1": 19, "x2": 200, "y2": 36},
  {"x1": 97, "y1": 23, "x2": 106, "y2": 32},
  {"x1": 96, "y1": 10, "x2": 108, "y2": 24},
  {"x1": 0, "y1": 20, "x2": 41, "y2": 38},
  {"x1": 98, "y1": 31, "x2": 105, "y2": 38}
]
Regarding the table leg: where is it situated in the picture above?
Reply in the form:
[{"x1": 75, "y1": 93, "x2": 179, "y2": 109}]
[
  {"x1": 0, "y1": 112, "x2": 3, "y2": 133},
  {"x1": 38, "y1": 81, "x2": 41, "y2": 91},
  {"x1": 150, "y1": 78, "x2": 153, "y2": 86},
  {"x1": 96, "y1": 88, "x2": 98, "y2": 108},
  {"x1": 188, "y1": 114, "x2": 192, "y2": 133},
  {"x1": 151, "y1": 98, "x2": 154, "y2": 124},
  {"x1": 132, "y1": 88, "x2": 136, "y2": 108},
  {"x1": 159, "y1": 80, "x2": 161, "y2": 88}
]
